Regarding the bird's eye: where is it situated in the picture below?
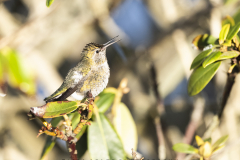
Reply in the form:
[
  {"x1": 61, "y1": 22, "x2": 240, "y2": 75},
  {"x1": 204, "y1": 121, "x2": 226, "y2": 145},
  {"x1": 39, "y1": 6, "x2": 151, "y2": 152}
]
[{"x1": 96, "y1": 50, "x2": 99, "y2": 54}]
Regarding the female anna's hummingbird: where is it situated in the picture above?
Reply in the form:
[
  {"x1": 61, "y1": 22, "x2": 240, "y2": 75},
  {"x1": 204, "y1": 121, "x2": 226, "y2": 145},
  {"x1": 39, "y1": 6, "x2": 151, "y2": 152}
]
[{"x1": 44, "y1": 36, "x2": 120, "y2": 102}]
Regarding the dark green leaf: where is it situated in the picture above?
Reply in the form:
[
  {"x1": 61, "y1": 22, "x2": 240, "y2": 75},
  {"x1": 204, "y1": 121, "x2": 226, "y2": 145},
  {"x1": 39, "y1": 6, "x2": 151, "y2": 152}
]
[
  {"x1": 190, "y1": 49, "x2": 213, "y2": 70},
  {"x1": 46, "y1": 0, "x2": 54, "y2": 7},
  {"x1": 226, "y1": 22, "x2": 240, "y2": 40},
  {"x1": 30, "y1": 101, "x2": 80, "y2": 118},
  {"x1": 219, "y1": 24, "x2": 230, "y2": 42},
  {"x1": 76, "y1": 132, "x2": 87, "y2": 159},
  {"x1": 212, "y1": 135, "x2": 228, "y2": 151},
  {"x1": 192, "y1": 34, "x2": 217, "y2": 50},
  {"x1": 218, "y1": 51, "x2": 240, "y2": 60},
  {"x1": 50, "y1": 116, "x2": 63, "y2": 127},
  {"x1": 40, "y1": 136, "x2": 56, "y2": 160},
  {"x1": 96, "y1": 93, "x2": 115, "y2": 113},
  {"x1": 172, "y1": 143, "x2": 198, "y2": 154},
  {"x1": 233, "y1": 9, "x2": 240, "y2": 25},
  {"x1": 188, "y1": 62, "x2": 221, "y2": 96},
  {"x1": 88, "y1": 114, "x2": 125, "y2": 159},
  {"x1": 202, "y1": 51, "x2": 222, "y2": 68}
]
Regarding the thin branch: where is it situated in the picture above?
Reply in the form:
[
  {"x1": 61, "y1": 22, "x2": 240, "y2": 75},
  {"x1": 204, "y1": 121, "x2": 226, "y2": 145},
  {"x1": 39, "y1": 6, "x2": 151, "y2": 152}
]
[
  {"x1": 218, "y1": 60, "x2": 237, "y2": 119},
  {"x1": 150, "y1": 63, "x2": 166, "y2": 159},
  {"x1": 67, "y1": 137, "x2": 78, "y2": 160},
  {"x1": 150, "y1": 64, "x2": 165, "y2": 115},
  {"x1": 154, "y1": 117, "x2": 166, "y2": 159}
]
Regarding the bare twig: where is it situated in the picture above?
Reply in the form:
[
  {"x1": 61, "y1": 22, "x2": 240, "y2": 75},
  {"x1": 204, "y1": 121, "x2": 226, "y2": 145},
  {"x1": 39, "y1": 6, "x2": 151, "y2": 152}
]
[
  {"x1": 218, "y1": 62, "x2": 237, "y2": 119},
  {"x1": 150, "y1": 64, "x2": 165, "y2": 115},
  {"x1": 154, "y1": 117, "x2": 166, "y2": 159},
  {"x1": 150, "y1": 64, "x2": 166, "y2": 159}
]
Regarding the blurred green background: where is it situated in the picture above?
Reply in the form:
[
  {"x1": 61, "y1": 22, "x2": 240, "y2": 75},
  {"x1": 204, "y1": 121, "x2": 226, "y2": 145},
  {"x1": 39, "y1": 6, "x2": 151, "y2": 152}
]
[{"x1": 1, "y1": 0, "x2": 240, "y2": 159}]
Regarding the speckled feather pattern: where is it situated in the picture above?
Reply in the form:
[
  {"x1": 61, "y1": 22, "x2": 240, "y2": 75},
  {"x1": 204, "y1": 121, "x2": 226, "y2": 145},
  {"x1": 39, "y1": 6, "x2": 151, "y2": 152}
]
[{"x1": 44, "y1": 43, "x2": 110, "y2": 102}]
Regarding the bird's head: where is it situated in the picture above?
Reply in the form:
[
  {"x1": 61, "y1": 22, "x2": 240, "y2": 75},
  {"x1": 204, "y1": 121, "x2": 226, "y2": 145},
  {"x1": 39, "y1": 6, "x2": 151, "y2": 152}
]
[{"x1": 82, "y1": 36, "x2": 120, "y2": 65}]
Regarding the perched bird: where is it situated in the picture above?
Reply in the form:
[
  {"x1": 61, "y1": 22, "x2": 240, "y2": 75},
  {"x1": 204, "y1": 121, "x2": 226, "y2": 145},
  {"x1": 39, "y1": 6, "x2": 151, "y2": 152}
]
[{"x1": 44, "y1": 36, "x2": 120, "y2": 102}]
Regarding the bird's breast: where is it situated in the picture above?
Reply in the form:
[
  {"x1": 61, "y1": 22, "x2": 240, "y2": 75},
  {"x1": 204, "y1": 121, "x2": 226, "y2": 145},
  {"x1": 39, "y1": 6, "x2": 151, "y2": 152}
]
[{"x1": 77, "y1": 61, "x2": 110, "y2": 98}]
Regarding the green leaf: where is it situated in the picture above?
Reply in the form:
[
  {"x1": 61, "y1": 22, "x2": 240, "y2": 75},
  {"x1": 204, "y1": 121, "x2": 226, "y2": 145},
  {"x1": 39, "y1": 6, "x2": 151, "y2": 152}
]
[
  {"x1": 226, "y1": 22, "x2": 240, "y2": 40},
  {"x1": 212, "y1": 135, "x2": 228, "y2": 151},
  {"x1": 96, "y1": 93, "x2": 115, "y2": 113},
  {"x1": 50, "y1": 116, "x2": 63, "y2": 127},
  {"x1": 1, "y1": 47, "x2": 36, "y2": 95},
  {"x1": 201, "y1": 51, "x2": 239, "y2": 68},
  {"x1": 69, "y1": 112, "x2": 81, "y2": 130},
  {"x1": 2, "y1": 48, "x2": 22, "y2": 87},
  {"x1": 46, "y1": 0, "x2": 54, "y2": 7},
  {"x1": 19, "y1": 62, "x2": 36, "y2": 95},
  {"x1": 219, "y1": 24, "x2": 230, "y2": 42},
  {"x1": 222, "y1": 39, "x2": 232, "y2": 46},
  {"x1": 0, "y1": 53, "x2": 7, "y2": 97},
  {"x1": 30, "y1": 101, "x2": 80, "y2": 118},
  {"x1": 40, "y1": 136, "x2": 56, "y2": 160},
  {"x1": 113, "y1": 102, "x2": 138, "y2": 156},
  {"x1": 190, "y1": 49, "x2": 213, "y2": 70},
  {"x1": 100, "y1": 114, "x2": 126, "y2": 159},
  {"x1": 88, "y1": 113, "x2": 125, "y2": 160},
  {"x1": 224, "y1": 0, "x2": 238, "y2": 5},
  {"x1": 218, "y1": 51, "x2": 240, "y2": 60},
  {"x1": 192, "y1": 34, "x2": 217, "y2": 50},
  {"x1": 233, "y1": 9, "x2": 240, "y2": 25},
  {"x1": 172, "y1": 143, "x2": 198, "y2": 154},
  {"x1": 76, "y1": 125, "x2": 87, "y2": 140},
  {"x1": 100, "y1": 87, "x2": 118, "y2": 94},
  {"x1": 0, "y1": 53, "x2": 3, "y2": 84},
  {"x1": 88, "y1": 121, "x2": 109, "y2": 159},
  {"x1": 76, "y1": 132, "x2": 87, "y2": 159},
  {"x1": 202, "y1": 51, "x2": 222, "y2": 68},
  {"x1": 188, "y1": 62, "x2": 221, "y2": 96},
  {"x1": 204, "y1": 138, "x2": 212, "y2": 144},
  {"x1": 222, "y1": 15, "x2": 235, "y2": 26}
]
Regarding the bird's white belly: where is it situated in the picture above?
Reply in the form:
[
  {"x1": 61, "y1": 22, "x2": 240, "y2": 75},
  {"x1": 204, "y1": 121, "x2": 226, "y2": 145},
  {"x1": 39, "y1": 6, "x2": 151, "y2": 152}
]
[{"x1": 69, "y1": 92, "x2": 85, "y2": 101}]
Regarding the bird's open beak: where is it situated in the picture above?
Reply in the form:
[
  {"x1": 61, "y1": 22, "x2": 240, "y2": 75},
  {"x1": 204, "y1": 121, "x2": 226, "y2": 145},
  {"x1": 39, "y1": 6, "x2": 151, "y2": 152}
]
[{"x1": 101, "y1": 36, "x2": 121, "y2": 51}]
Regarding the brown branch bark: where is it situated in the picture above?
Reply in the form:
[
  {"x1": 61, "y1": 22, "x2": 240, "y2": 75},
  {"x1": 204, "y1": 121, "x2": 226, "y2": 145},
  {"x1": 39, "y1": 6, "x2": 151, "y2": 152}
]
[
  {"x1": 67, "y1": 137, "x2": 78, "y2": 160},
  {"x1": 218, "y1": 72, "x2": 236, "y2": 119},
  {"x1": 218, "y1": 57, "x2": 239, "y2": 120}
]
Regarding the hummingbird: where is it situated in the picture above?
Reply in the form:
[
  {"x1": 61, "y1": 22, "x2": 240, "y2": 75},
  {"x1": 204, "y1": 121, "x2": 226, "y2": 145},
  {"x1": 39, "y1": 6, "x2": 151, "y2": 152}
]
[{"x1": 44, "y1": 36, "x2": 120, "y2": 102}]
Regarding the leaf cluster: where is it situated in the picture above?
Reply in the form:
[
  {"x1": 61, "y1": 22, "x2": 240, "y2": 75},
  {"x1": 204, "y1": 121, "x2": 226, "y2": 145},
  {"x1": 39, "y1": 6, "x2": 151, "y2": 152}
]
[
  {"x1": 172, "y1": 135, "x2": 228, "y2": 160},
  {"x1": 188, "y1": 17, "x2": 240, "y2": 96}
]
